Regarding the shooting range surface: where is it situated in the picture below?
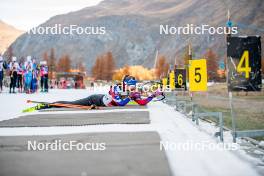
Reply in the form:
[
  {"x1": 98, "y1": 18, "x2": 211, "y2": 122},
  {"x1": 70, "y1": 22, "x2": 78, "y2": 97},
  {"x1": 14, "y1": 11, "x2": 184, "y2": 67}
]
[
  {"x1": 0, "y1": 132, "x2": 171, "y2": 176},
  {"x1": 0, "y1": 110, "x2": 150, "y2": 127}
]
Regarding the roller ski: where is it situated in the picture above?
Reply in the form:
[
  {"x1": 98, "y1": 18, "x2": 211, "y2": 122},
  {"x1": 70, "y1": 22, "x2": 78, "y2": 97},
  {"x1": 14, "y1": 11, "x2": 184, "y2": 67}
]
[
  {"x1": 22, "y1": 97, "x2": 106, "y2": 113},
  {"x1": 22, "y1": 103, "x2": 50, "y2": 113}
]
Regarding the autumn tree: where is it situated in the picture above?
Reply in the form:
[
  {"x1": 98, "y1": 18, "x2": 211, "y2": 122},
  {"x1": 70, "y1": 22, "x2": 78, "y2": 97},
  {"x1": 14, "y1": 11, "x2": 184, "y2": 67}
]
[
  {"x1": 64, "y1": 55, "x2": 71, "y2": 72},
  {"x1": 123, "y1": 65, "x2": 130, "y2": 76},
  {"x1": 92, "y1": 51, "x2": 115, "y2": 81},
  {"x1": 155, "y1": 55, "x2": 169, "y2": 79},
  {"x1": 92, "y1": 55, "x2": 103, "y2": 80},
  {"x1": 103, "y1": 52, "x2": 115, "y2": 80},
  {"x1": 57, "y1": 55, "x2": 71, "y2": 72},
  {"x1": 112, "y1": 65, "x2": 129, "y2": 81},
  {"x1": 204, "y1": 48, "x2": 218, "y2": 81},
  {"x1": 43, "y1": 52, "x2": 48, "y2": 62},
  {"x1": 42, "y1": 49, "x2": 56, "y2": 79},
  {"x1": 48, "y1": 48, "x2": 56, "y2": 79},
  {"x1": 112, "y1": 65, "x2": 155, "y2": 81}
]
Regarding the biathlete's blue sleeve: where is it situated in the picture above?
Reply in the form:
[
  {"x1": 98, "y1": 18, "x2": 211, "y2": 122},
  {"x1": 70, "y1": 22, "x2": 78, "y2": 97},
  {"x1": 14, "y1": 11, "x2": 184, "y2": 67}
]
[
  {"x1": 109, "y1": 85, "x2": 131, "y2": 106},
  {"x1": 113, "y1": 97, "x2": 130, "y2": 106}
]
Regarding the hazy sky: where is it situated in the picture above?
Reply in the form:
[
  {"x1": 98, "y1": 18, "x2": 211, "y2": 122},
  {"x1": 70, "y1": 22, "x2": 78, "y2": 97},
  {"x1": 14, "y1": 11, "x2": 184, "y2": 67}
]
[{"x1": 0, "y1": 0, "x2": 103, "y2": 30}]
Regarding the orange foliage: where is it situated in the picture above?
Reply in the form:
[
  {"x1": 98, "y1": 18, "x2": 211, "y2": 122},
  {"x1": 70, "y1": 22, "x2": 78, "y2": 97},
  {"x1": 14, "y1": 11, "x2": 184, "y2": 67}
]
[
  {"x1": 42, "y1": 48, "x2": 56, "y2": 79},
  {"x1": 112, "y1": 65, "x2": 155, "y2": 81},
  {"x1": 57, "y1": 55, "x2": 71, "y2": 72}
]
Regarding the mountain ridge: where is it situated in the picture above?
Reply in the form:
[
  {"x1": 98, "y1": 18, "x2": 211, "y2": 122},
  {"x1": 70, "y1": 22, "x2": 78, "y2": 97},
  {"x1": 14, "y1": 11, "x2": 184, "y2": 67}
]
[
  {"x1": 0, "y1": 20, "x2": 24, "y2": 54},
  {"x1": 6, "y1": 0, "x2": 264, "y2": 72}
]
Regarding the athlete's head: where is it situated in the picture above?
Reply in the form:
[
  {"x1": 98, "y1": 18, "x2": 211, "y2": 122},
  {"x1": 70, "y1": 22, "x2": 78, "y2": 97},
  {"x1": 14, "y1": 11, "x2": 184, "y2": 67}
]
[
  {"x1": 102, "y1": 94, "x2": 113, "y2": 106},
  {"x1": 123, "y1": 75, "x2": 137, "y2": 92},
  {"x1": 123, "y1": 75, "x2": 137, "y2": 86}
]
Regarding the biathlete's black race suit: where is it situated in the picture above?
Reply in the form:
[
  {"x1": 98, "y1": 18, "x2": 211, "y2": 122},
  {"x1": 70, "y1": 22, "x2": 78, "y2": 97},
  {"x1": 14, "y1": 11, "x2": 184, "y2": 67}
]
[{"x1": 53, "y1": 94, "x2": 111, "y2": 107}]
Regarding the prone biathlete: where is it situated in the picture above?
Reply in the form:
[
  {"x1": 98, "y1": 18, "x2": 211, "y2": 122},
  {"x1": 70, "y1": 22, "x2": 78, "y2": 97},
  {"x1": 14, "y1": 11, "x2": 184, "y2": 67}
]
[
  {"x1": 36, "y1": 93, "x2": 132, "y2": 110},
  {"x1": 49, "y1": 88, "x2": 162, "y2": 108}
]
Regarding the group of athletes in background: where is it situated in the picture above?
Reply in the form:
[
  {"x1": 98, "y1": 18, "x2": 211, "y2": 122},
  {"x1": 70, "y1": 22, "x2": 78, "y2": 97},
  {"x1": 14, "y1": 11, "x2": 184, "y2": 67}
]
[
  {"x1": 1, "y1": 54, "x2": 164, "y2": 108},
  {"x1": 0, "y1": 55, "x2": 49, "y2": 94}
]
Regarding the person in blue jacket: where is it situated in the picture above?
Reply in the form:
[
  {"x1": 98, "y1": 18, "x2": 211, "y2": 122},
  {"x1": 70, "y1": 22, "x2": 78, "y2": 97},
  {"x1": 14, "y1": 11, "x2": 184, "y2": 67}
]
[{"x1": 24, "y1": 56, "x2": 33, "y2": 93}]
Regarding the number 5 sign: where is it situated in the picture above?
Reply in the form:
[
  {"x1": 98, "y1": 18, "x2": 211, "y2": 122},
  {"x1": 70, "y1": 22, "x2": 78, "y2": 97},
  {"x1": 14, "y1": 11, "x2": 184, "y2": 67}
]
[{"x1": 189, "y1": 59, "x2": 208, "y2": 91}]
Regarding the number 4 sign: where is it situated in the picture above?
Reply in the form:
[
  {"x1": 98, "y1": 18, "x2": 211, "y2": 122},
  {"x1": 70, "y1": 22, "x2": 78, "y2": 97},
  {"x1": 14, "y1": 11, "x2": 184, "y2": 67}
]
[
  {"x1": 189, "y1": 59, "x2": 208, "y2": 91},
  {"x1": 227, "y1": 36, "x2": 262, "y2": 91}
]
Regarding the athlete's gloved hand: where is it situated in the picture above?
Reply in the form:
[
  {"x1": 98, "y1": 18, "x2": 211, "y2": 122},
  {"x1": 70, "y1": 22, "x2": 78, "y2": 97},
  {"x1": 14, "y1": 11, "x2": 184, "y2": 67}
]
[
  {"x1": 129, "y1": 92, "x2": 141, "y2": 100},
  {"x1": 152, "y1": 90, "x2": 164, "y2": 98}
]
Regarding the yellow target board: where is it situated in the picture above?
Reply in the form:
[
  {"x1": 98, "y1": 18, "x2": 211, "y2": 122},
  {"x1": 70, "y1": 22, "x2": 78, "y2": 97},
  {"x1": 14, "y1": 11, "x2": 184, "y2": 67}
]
[
  {"x1": 169, "y1": 71, "x2": 175, "y2": 90},
  {"x1": 189, "y1": 59, "x2": 208, "y2": 91},
  {"x1": 162, "y1": 78, "x2": 168, "y2": 88}
]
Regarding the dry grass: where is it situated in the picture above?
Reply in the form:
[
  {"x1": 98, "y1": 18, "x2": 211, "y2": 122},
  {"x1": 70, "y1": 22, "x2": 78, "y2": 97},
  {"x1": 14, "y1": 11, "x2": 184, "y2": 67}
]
[
  {"x1": 167, "y1": 83, "x2": 264, "y2": 131},
  {"x1": 191, "y1": 83, "x2": 264, "y2": 130}
]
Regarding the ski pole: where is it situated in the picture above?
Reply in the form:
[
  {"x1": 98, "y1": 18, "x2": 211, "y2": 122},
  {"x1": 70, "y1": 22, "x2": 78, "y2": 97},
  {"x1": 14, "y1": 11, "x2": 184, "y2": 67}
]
[
  {"x1": 27, "y1": 100, "x2": 50, "y2": 104},
  {"x1": 27, "y1": 100, "x2": 98, "y2": 110},
  {"x1": 48, "y1": 103, "x2": 96, "y2": 110}
]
